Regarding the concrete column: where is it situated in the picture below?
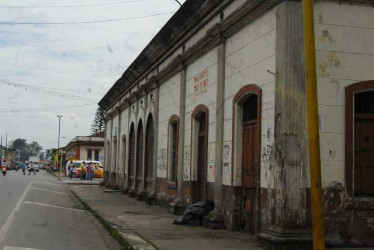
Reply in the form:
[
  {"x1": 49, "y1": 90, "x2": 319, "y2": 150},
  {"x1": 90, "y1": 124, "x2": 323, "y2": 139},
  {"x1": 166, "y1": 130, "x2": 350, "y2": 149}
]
[
  {"x1": 137, "y1": 97, "x2": 148, "y2": 201},
  {"x1": 122, "y1": 103, "x2": 132, "y2": 194},
  {"x1": 147, "y1": 86, "x2": 160, "y2": 205},
  {"x1": 258, "y1": 1, "x2": 311, "y2": 249},
  {"x1": 169, "y1": 68, "x2": 187, "y2": 215},
  {"x1": 103, "y1": 119, "x2": 109, "y2": 185},
  {"x1": 116, "y1": 107, "x2": 122, "y2": 188},
  {"x1": 107, "y1": 116, "x2": 113, "y2": 186},
  {"x1": 129, "y1": 102, "x2": 139, "y2": 197},
  {"x1": 204, "y1": 41, "x2": 226, "y2": 229}
]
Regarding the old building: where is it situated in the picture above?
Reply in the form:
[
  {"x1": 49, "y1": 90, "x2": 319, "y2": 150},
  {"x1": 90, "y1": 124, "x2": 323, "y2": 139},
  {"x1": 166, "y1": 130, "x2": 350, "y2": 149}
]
[
  {"x1": 64, "y1": 135, "x2": 104, "y2": 162},
  {"x1": 99, "y1": 0, "x2": 374, "y2": 248}
]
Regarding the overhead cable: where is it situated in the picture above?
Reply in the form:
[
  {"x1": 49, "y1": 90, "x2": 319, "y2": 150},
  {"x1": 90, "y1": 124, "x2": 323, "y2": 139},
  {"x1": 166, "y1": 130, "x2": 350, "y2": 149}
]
[
  {"x1": 0, "y1": 79, "x2": 99, "y2": 101},
  {"x1": 0, "y1": 103, "x2": 97, "y2": 113},
  {"x1": 0, "y1": 0, "x2": 145, "y2": 8},
  {"x1": 0, "y1": 11, "x2": 175, "y2": 25}
]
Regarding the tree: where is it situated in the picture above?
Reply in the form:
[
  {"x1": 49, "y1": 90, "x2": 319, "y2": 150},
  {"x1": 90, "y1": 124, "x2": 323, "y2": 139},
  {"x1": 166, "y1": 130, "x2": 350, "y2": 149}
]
[
  {"x1": 10, "y1": 139, "x2": 43, "y2": 161},
  {"x1": 91, "y1": 106, "x2": 106, "y2": 135}
]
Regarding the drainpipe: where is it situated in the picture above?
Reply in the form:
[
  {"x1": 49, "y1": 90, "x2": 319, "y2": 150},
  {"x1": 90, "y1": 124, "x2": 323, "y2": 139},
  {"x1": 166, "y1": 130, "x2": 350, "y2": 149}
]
[{"x1": 302, "y1": 0, "x2": 325, "y2": 249}]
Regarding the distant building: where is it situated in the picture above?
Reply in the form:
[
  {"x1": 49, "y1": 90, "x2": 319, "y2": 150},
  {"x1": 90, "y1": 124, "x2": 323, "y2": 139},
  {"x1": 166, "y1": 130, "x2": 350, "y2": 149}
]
[
  {"x1": 64, "y1": 136, "x2": 104, "y2": 162},
  {"x1": 99, "y1": 0, "x2": 374, "y2": 248}
]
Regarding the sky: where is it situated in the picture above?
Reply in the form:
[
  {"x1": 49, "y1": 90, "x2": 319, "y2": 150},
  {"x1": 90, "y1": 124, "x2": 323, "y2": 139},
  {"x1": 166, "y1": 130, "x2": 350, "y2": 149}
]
[{"x1": 0, "y1": 0, "x2": 185, "y2": 150}]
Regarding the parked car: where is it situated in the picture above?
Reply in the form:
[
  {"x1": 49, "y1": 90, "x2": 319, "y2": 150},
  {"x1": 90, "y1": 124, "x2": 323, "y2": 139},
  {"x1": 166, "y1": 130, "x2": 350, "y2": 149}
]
[{"x1": 69, "y1": 160, "x2": 103, "y2": 178}]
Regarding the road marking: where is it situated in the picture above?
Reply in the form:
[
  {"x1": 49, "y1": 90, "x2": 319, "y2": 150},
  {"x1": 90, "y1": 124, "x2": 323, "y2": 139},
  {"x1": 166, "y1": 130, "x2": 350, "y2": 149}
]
[
  {"x1": 0, "y1": 182, "x2": 32, "y2": 244},
  {"x1": 24, "y1": 201, "x2": 85, "y2": 212},
  {"x1": 31, "y1": 187, "x2": 68, "y2": 196},
  {"x1": 33, "y1": 181, "x2": 61, "y2": 186},
  {"x1": 4, "y1": 247, "x2": 43, "y2": 250}
]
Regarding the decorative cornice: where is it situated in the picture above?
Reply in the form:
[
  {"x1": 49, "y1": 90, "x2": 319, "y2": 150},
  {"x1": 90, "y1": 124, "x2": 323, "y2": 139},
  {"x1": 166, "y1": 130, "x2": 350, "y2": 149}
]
[{"x1": 101, "y1": 0, "x2": 282, "y2": 111}]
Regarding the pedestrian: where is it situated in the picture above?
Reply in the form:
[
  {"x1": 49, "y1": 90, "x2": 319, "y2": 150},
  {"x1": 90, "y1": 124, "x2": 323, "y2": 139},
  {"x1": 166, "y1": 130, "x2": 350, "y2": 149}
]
[
  {"x1": 28, "y1": 161, "x2": 37, "y2": 176},
  {"x1": 68, "y1": 161, "x2": 74, "y2": 179},
  {"x1": 21, "y1": 161, "x2": 26, "y2": 175},
  {"x1": 15, "y1": 163, "x2": 19, "y2": 172},
  {"x1": 90, "y1": 162, "x2": 94, "y2": 180},
  {"x1": 80, "y1": 161, "x2": 85, "y2": 180},
  {"x1": 86, "y1": 162, "x2": 91, "y2": 180}
]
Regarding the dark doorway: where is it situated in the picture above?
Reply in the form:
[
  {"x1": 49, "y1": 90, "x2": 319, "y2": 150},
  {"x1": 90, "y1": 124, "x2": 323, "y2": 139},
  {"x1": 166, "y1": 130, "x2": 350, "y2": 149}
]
[
  {"x1": 145, "y1": 115, "x2": 154, "y2": 192},
  {"x1": 136, "y1": 120, "x2": 144, "y2": 189},
  {"x1": 354, "y1": 91, "x2": 374, "y2": 196},
  {"x1": 196, "y1": 112, "x2": 207, "y2": 202},
  {"x1": 128, "y1": 123, "x2": 135, "y2": 188}
]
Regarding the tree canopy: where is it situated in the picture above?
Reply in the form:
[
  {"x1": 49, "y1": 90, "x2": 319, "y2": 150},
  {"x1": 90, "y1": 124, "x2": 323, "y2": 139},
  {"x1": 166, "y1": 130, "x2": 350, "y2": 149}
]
[
  {"x1": 91, "y1": 106, "x2": 106, "y2": 135},
  {"x1": 9, "y1": 138, "x2": 43, "y2": 161}
]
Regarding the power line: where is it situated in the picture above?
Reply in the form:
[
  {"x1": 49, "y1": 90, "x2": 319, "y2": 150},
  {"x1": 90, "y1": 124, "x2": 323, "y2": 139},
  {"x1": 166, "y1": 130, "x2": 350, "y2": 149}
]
[
  {"x1": 0, "y1": 103, "x2": 97, "y2": 113},
  {"x1": 0, "y1": 0, "x2": 145, "y2": 8},
  {"x1": 0, "y1": 11, "x2": 175, "y2": 25},
  {"x1": 0, "y1": 66, "x2": 123, "y2": 75},
  {"x1": 0, "y1": 79, "x2": 99, "y2": 101}
]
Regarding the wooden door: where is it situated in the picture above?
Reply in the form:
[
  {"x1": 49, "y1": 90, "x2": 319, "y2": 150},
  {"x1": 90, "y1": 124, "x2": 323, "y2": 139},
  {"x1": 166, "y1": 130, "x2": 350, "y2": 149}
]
[
  {"x1": 197, "y1": 134, "x2": 207, "y2": 201},
  {"x1": 354, "y1": 115, "x2": 374, "y2": 196},
  {"x1": 241, "y1": 95, "x2": 259, "y2": 234}
]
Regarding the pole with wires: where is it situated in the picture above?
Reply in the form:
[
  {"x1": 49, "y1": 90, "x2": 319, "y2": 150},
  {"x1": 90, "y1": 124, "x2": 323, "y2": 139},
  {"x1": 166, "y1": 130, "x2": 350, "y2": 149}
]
[{"x1": 57, "y1": 115, "x2": 62, "y2": 180}]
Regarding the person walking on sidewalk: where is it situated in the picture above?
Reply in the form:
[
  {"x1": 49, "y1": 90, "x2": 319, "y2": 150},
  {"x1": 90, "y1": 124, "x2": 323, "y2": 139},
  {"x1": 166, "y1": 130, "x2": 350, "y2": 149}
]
[
  {"x1": 28, "y1": 161, "x2": 37, "y2": 176},
  {"x1": 68, "y1": 161, "x2": 74, "y2": 179},
  {"x1": 80, "y1": 161, "x2": 85, "y2": 180}
]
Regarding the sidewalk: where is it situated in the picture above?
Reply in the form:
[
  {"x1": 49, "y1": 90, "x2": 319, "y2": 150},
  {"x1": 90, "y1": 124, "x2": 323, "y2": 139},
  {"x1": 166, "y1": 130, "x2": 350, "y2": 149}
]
[
  {"x1": 69, "y1": 185, "x2": 374, "y2": 250},
  {"x1": 69, "y1": 185, "x2": 261, "y2": 250}
]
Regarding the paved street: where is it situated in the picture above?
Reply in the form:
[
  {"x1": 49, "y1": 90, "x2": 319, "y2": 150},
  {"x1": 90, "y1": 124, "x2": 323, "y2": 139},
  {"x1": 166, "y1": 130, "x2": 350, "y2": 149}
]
[{"x1": 0, "y1": 170, "x2": 120, "y2": 250}]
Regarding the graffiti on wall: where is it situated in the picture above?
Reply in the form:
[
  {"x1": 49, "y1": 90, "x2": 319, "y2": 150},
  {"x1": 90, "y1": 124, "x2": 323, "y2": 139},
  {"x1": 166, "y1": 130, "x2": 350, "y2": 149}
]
[
  {"x1": 157, "y1": 148, "x2": 167, "y2": 173},
  {"x1": 193, "y1": 69, "x2": 209, "y2": 103},
  {"x1": 183, "y1": 146, "x2": 190, "y2": 180},
  {"x1": 223, "y1": 143, "x2": 231, "y2": 185}
]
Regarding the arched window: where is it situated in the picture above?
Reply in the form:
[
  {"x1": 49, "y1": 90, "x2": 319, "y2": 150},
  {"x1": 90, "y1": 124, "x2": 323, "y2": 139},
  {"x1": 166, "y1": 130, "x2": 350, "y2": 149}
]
[
  {"x1": 346, "y1": 81, "x2": 374, "y2": 197},
  {"x1": 145, "y1": 114, "x2": 154, "y2": 180},
  {"x1": 168, "y1": 115, "x2": 179, "y2": 183},
  {"x1": 128, "y1": 123, "x2": 135, "y2": 178},
  {"x1": 136, "y1": 120, "x2": 144, "y2": 179}
]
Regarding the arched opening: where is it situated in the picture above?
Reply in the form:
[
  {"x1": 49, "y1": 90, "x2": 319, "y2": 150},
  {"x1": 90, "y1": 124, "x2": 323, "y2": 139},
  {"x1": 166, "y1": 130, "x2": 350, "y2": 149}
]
[
  {"x1": 136, "y1": 120, "x2": 144, "y2": 189},
  {"x1": 233, "y1": 84, "x2": 262, "y2": 234},
  {"x1": 145, "y1": 114, "x2": 154, "y2": 192},
  {"x1": 191, "y1": 105, "x2": 209, "y2": 203},
  {"x1": 169, "y1": 119, "x2": 178, "y2": 183},
  {"x1": 128, "y1": 123, "x2": 135, "y2": 188}
]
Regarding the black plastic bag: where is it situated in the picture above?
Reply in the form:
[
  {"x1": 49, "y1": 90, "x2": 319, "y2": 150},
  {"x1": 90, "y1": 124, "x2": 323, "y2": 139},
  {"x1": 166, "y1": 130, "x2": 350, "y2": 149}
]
[{"x1": 173, "y1": 200, "x2": 214, "y2": 226}]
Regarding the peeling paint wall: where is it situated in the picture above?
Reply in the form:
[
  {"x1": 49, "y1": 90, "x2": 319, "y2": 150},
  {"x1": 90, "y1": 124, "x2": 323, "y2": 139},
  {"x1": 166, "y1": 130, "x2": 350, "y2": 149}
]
[
  {"x1": 315, "y1": 1, "x2": 374, "y2": 188},
  {"x1": 314, "y1": 1, "x2": 374, "y2": 246},
  {"x1": 224, "y1": 8, "x2": 276, "y2": 187},
  {"x1": 184, "y1": 48, "x2": 218, "y2": 182},
  {"x1": 157, "y1": 73, "x2": 181, "y2": 178}
]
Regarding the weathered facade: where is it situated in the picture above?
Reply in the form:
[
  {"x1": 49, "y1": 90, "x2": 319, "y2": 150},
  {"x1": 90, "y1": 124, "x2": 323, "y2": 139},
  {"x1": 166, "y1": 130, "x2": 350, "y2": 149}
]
[
  {"x1": 99, "y1": 0, "x2": 374, "y2": 248},
  {"x1": 64, "y1": 136, "x2": 104, "y2": 162}
]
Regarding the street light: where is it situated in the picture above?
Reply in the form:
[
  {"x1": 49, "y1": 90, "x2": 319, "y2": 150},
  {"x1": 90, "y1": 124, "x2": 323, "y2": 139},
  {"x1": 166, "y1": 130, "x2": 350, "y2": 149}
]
[
  {"x1": 57, "y1": 115, "x2": 62, "y2": 180},
  {"x1": 62, "y1": 136, "x2": 71, "y2": 141}
]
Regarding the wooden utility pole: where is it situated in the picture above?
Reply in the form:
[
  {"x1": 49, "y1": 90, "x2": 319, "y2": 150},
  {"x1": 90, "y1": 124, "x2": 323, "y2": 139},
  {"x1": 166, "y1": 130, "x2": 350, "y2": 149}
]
[{"x1": 302, "y1": 0, "x2": 326, "y2": 249}]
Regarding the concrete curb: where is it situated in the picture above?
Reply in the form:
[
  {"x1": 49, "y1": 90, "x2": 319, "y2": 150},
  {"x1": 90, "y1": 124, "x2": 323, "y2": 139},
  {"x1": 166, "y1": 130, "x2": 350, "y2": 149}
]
[{"x1": 69, "y1": 188, "x2": 134, "y2": 250}]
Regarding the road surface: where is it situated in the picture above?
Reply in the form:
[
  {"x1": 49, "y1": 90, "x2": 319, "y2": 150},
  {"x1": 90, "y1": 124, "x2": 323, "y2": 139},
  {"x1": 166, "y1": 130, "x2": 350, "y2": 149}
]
[{"x1": 0, "y1": 170, "x2": 120, "y2": 250}]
